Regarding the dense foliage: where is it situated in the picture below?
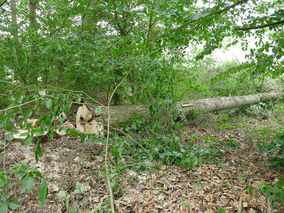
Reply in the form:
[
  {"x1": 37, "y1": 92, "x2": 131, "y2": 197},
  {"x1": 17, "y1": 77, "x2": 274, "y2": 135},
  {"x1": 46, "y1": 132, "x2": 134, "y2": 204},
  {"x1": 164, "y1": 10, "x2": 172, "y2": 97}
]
[{"x1": 0, "y1": 0, "x2": 283, "y2": 105}]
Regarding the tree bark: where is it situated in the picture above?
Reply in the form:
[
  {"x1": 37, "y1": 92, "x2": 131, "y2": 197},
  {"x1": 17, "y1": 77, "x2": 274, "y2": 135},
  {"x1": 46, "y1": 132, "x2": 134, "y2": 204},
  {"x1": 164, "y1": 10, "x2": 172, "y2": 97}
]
[
  {"x1": 97, "y1": 92, "x2": 282, "y2": 125},
  {"x1": 29, "y1": 0, "x2": 39, "y2": 83},
  {"x1": 11, "y1": 0, "x2": 18, "y2": 37},
  {"x1": 10, "y1": 0, "x2": 26, "y2": 83}
]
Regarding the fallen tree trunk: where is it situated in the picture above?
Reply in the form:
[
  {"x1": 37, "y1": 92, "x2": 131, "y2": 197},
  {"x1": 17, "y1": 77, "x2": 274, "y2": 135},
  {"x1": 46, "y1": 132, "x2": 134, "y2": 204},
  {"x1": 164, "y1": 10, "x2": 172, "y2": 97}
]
[
  {"x1": 178, "y1": 92, "x2": 282, "y2": 114},
  {"x1": 98, "y1": 92, "x2": 282, "y2": 125}
]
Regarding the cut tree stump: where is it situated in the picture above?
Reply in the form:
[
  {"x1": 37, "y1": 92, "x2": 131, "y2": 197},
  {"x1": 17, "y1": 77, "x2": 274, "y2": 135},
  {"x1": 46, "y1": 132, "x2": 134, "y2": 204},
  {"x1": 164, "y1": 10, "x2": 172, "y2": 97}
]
[{"x1": 76, "y1": 105, "x2": 104, "y2": 135}]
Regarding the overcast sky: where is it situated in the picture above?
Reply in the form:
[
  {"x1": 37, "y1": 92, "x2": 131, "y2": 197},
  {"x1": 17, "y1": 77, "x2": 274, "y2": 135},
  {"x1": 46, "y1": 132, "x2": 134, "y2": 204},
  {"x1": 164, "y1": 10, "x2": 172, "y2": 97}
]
[{"x1": 212, "y1": 43, "x2": 248, "y2": 63}]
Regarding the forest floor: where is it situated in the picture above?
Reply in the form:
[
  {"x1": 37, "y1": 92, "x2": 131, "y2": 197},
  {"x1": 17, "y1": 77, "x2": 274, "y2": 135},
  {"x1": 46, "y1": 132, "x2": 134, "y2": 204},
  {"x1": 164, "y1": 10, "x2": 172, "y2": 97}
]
[{"x1": 0, "y1": 109, "x2": 283, "y2": 213}]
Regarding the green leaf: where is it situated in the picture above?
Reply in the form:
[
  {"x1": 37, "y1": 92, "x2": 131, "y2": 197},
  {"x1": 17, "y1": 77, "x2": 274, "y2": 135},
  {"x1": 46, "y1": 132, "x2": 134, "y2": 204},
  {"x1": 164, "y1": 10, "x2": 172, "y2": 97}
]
[
  {"x1": 24, "y1": 136, "x2": 33, "y2": 146},
  {"x1": 75, "y1": 95, "x2": 81, "y2": 103},
  {"x1": 0, "y1": 202, "x2": 8, "y2": 213},
  {"x1": 8, "y1": 199, "x2": 21, "y2": 210},
  {"x1": 0, "y1": 116, "x2": 8, "y2": 128},
  {"x1": 73, "y1": 182, "x2": 85, "y2": 195},
  {"x1": 69, "y1": 129, "x2": 80, "y2": 138},
  {"x1": 32, "y1": 128, "x2": 44, "y2": 136},
  {"x1": 58, "y1": 190, "x2": 67, "y2": 200},
  {"x1": 0, "y1": 193, "x2": 9, "y2": 201},
  {"x1": 23, "y1": 109, "x2": 33, "y2": 118},
  {"x1": 45, "y1": 99, "x2": 53, "y2": 109},
  {"x1": 72, "y1": 207, "x2": 79, "y2": 213},
  {"x1": 34, "y1": 140, "x2": 43, "y2": 162},
  {"x1": 269, "y1": 195, "x2": 276, "y2": 201},
  {"x1": 21, "y1": 175, "x2": 36, "y2": 193},
  {"x1": 5, "y1": 123, "x2": 13, "y2": 131},
  {"x1": 32, "y1": 170, "x2": 45, "y2": 179},
  {"x1": 64, "y1": 101, "x2": 72, "y2": 115},
  {"x1": 95, "y1": 107, "x2": 102, "y2": 115},
  {"x1": 80, "y1": 134, "x2": 86, "y2": 141},
  {"x1": 38, "y1": 182, "x2": 48, "y2": 206},
  {"x1": 5, "y1": 133, "x2": 13, "y2": 141},
  {"x1": 217, "y1": 205, "x2": 227, "y2": 213},
  {"x1": 39, "y1": 90, "x2": 46, "y2": 97},
  {"x1": 34, "y1": 101, "x2": 41, "y2": 115},
  {"x1": 222, "y1": 184, "x2": 229, "y2": 189},
  {"x1": 65, "y1": 198, "x2": 69, "y2": 210},
  {"x1": 0, "y1": 175, "x2": 7, "y2": 187},
  {"x1": 239, "y1": 174, "x2": 244, "y2": 180},
  {"x1": 20, "y1": 131, "x2": 29, "y2": 137},
  {"x1": 275, "y1": 179, "x2": 283, "y2": 188},
  {"x1": 246, "y1": 185, "x2": 253, "y2": 195}
]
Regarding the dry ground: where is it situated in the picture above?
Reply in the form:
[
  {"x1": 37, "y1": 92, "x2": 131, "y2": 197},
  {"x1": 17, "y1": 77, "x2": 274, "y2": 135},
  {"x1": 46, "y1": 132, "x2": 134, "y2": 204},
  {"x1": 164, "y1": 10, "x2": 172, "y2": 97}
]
[{"x1": 0, "y1": 111, "x2": 283, "y2": 213}]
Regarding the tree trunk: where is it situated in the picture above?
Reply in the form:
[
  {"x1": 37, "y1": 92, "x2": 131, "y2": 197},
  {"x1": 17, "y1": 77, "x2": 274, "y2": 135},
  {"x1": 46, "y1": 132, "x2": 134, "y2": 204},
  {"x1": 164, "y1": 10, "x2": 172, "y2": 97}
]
[
  {"x1": 97, "y1": 92, "x2": 282, "y2": 125},
  {"x1": 177, "y1": 92, "x2": 282, "y2": 114},
  {"x1": 29, "y1": 0, "x2": 39, "y2": 83},
  {"x1": 11, "y1": 0, "x2": 18, "y2": 37},
  {"x1": 10, "y1": 0, "x2": 26, "y2": 82}
]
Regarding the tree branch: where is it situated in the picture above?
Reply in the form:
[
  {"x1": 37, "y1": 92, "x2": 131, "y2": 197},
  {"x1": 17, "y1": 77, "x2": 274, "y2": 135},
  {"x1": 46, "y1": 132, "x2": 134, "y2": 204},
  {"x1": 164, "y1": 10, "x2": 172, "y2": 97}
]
[
  {"x1": 236, "y1": 20, "x2": 284, "y2": 31},
  {"x1": 0, "y1": 97, "x2": 43, "y2": 113},
  {"x1": 104, "y1": 72, "x2": 129, "y2": 213},
  {"x1": 147, "y1": 0, "x2": 156, "y2": 43},
  {"x1": 162, "y1": 0, "x2": 249, "y2": 38},
  {"x1": 209, "y1": 0, "x2": 248, "y2": 16},
  {"x1": 81, "y1": 0, "x2": 93, "y2": 28},
  {"x1": 0, "y1": 0, "x2": 7, "y2": 8},
  {"x1": 112, "y1": 0, "x2": 127, "y2": 36}
]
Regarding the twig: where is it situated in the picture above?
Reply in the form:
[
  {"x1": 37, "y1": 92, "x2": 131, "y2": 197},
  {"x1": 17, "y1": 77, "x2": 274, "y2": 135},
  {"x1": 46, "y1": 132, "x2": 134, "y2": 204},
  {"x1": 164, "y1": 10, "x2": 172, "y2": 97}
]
[
  {"x1": 0, "y1": 141, "x2": 13, "y2": 154},
  {"x1": 161, "y1": 0, "x2": 249, "y2": 38},
  {"x1": 0, "y1": 80, "x2": 29, "y2": 88},
  {"x1": 3, "y1": 112, "x2": 6, "y2": 172},
  {"x1": 0, "y1": 81, "x2": 105, "y2": 106},
  {"x1": 105, "y1": 72, "x2": 129, "y2": 213},
  {"x1": 186, "y1": 186, "x2": 191, "y2": 213},
  {"x1": 46, "y1": 85, "x2": 105, "y2": 106},
  {"x1": 0, "y1": 97, "x2": 43, "y2": 112},
  {"x1": 236, "y1": 20, "x2": 284, "y2": 31}
]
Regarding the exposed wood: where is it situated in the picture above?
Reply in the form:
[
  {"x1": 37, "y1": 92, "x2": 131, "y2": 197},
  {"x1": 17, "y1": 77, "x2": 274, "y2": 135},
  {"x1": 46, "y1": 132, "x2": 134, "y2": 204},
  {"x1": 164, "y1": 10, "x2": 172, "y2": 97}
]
[
  {"x1": 9, "y1": 114, "x2": 75, "y2": 140},
  {"x1": 181, "y1": 104, "x2": 193, "y2": 108},
  {"x1": 97, "y1": 92, "x2": 282, "y2": 125},
  {"x1": 76, "y1": 105, "x2": 104, "y2": 135}
]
